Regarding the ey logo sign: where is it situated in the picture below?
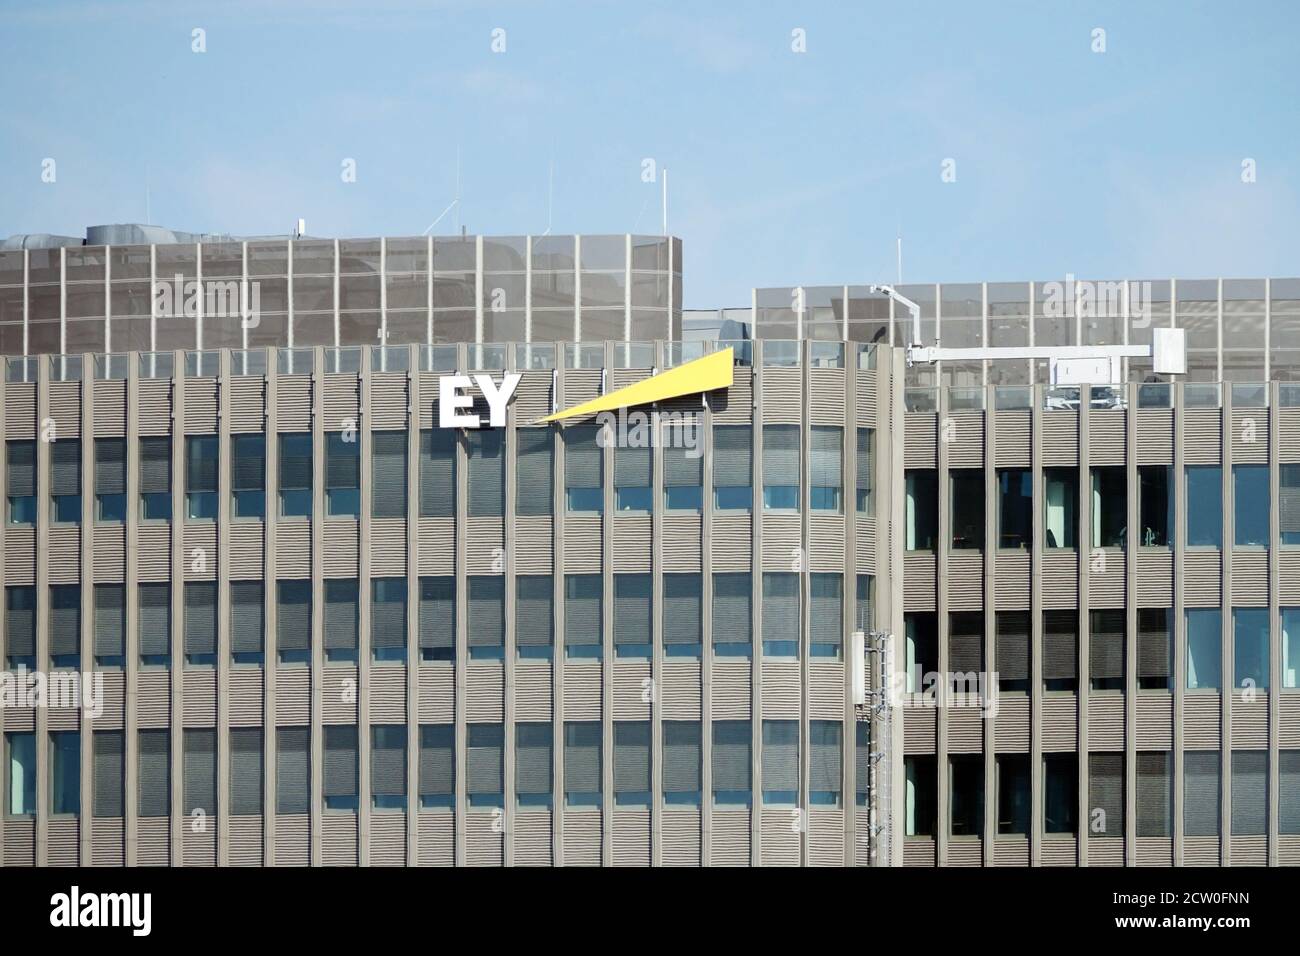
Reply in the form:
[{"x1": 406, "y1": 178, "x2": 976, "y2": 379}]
[{"x1": 435, "y1": 348, "x2": 733, "y2": 428}]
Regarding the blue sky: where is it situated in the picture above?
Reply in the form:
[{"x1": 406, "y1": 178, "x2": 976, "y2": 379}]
[{"x1": 1, "y1": 0, "x2": 1297, "y2": 307}]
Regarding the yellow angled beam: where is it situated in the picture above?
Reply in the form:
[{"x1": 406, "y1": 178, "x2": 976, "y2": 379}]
[{"x1": 536, "y1": 347, "x2": 734, "y2": 423}]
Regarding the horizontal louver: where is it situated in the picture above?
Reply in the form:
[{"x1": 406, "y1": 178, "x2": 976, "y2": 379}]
[
  {"x1": 565, "y1": 574, "x2": 602, "y2": 648},
  {"x1": 1089, "y1": 752, "x2": 1123, "y2": 838},
  {"x1": 762, "y1": 720, "x2": 798, "y2": 793},
  {"x1": 49, "y1": 585, "x2": 80, "y2": 661},
  {"x1": 324, "y1": 579, "x2": 359, "y2": 651},
  {"x1": 278, "y1": 434, "x2": 312, "y2": 491},
  {"x1": 7, "y1": 440, "x2": 35, "y2": 496},
  {"x1": 231, "y1": 434, "x2": 265, "y2": 491},
  {"x1": 139, "y1": 437, "x2": 171, "y2": 495},
  {"x1": 50, "y1": 439, "x2": 81, "y2": 496},
  {"x1": 371, "y1": 578, "x2": 407, "y2": 650},
  {"x1": 810, "y1": 426, "x2": 842, "y2": 490},
  {"x1": 326, "y1": 433, "x2": 359, "y2": 491},
  {"x1": 371, "y1": 431, "x2": 407, "y2": 517},
  {"x1": 712, "y1": 572, "x2": 751, "y2": 645},
  {"x1": 515, "y1": 575, "x2": 553, "y2": 647},
  {"x1": 1089, "y1": 609, "x2": 1125, "y2": 682},
  {"x1": 323, "y1": 725, "x2": 359, "y2": 798},
  {"x1": 763, "y1": 425, "x2": 799, "y2": 486},
  {"x1": 615, "y1": 721, "x2": 651, "y2": 794},
  {"x1": 614, "y1": 444, "x2": 650, "y2": 488},
  {"x1": 138, "y1": 729, "x2": 170, "y2": 818},
  {"x1": 1136, "y1": 751, "x2": 1172, "y2": 837},
  {"x1": 419, "y1": 725, "x2": 455, "y2": 798},
  {"x1": 811, "y1": 574, "x2": 842, "y2": 651},
  {"x1": 418, "y1": 577, "x2": 454, "y2": 651},
  {"x1": 138, "y1": 583, "x2": 170, "y2": 658},
  {"x1": 713, "y1": 425, "x2": 752, "y2": 488},
  {"x1": 94, "y1": 584, "x2": 125, "y2": 659},
  {"x1": 277, "y1": 580, "x2": 311, "y2": 653},
  {"x1": 93, "y1": 730, "x2": 124, "y2": 818},
  {"x1": 231, "y1": 728, "x2": 264, "y2": 815},
  {"x1": 515, "y1": 723, "x2": 552, "y2": 796},
  {"x1": 996, "y1": 611, "x2": 1029, "y2": 682},
  {"x1": 419, "y1": 429, "x2": 455, "y2": 517},
  {"x1": 187, "y1": 436, "x2": 218, "y2": 493},
  {"x1": 762, "y1": 573, "x2": 799, "y2": 645},
  {"x1": 564, "y1": 426, "x2": 602, "y2": 488},
  {"x1": 1138, "y1": 609, "x2": 1171, "y2": 683},
  {"x1": 183, "y1": 728, "x2": 217, "y2": 815},
  {"x1": 1042, "y1": 610, "x2": 1077, "y2": 681},
  {"x1": 466, "y1": 724, "x2": 504, "y2": 795},
  {"x1": 467, "y1": 430, "x2": 504, "y2": 517},
  {"x1": 467, "y1": 576, "x2": 503, "y2": 648},
  {"x1": 712, "y1": 720, "x2": 751, "y2": 792},
  {"x1": 276, "y1": 727, "x2": 310, "y2": 815},
  {"x1": 810, "y1": 721, "x2": 842, "y2": 794},
  {"x1": 95, "y1": 438, "x2": 126, "y2": 495},
  {"x1": 663, "y1": 721, "x2": 701, "y2": 794},
  {"x1": 856, "y1": 428, "x2": 873, "y2": 501},
  {"x1": 516, "y1": 428, "x2": 553, "y2": 516},
  {"x1": 662, "y1": 573, "x2": 701, "y2": 645},
  {"x1": 1232, "y1": 750, "x2": 1267, "y2": 835},
  {"x1": 564, "y1": 721, "x2": 602, "y2": 795},
  {"x1": 1184, "y1": 750, "x2": 1220, "y2": 837},
  {"x1": 663, "y1": 426, "x2": 702, "y2": 487},
  {"x1": 230, "y1": 581, "x2": 264, "y2": 655},
  {"x1": 371, "y1": 726, "x2": 406, "y2": 798},
  {"x1": 949, "y1": 611, "x2": 983, "y2": 673}
]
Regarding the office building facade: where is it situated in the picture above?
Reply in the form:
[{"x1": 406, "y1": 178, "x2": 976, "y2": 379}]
[{"x1": 0, "y1": 230, "x2": 1298, "y2": 866}]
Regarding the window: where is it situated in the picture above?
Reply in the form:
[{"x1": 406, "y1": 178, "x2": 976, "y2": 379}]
[
  {"x1": 230, "y1": 581, "x2": 265, "y2": 666},
  {"x1": 371, "y1": 726, "x2": 406, "y2": 811},
  {"x1": 810, "y1": 574, "x2": 843, "y2": 659},
  {"x1": 1137, "y1": 609, "x2": 1171, "y2": 691},
  {"x1": 948, "y1": 469, "x2": 983, "y2": 550},
  {"x1": 712, "y1": 719, "x2": 751, "y2": 806},
  {"x1": 515, "y1": 723, "x2": 552, "y2": 808},
  {"x1": 5, "y1": 586, "x2": 35, "y2": 670},
  {"x1": 466, "y1": 575, "x2": 503, "y2": 661},
  {"x1": 466, "y1": 429, "x2": 504, "y2": 517},
  {"x1": 713, "y1": 572, "x2": 752, "y2": 658},
  {"x1": 565, "y1": 573, "x2": 602, "y2": 660},
  {"x1": 1089, "y1": 609, "x2": 1125, "y2": 692},
  {"x1": 325, "y1": 433, "x2": 360, "y2": 517},
  {"x1": 49, "y1": 584, "x2": 80, "y2": 669},
  {"x1": 7, "y1": 732, "x2": 35, "y2": 816},
  {"x1": 904, "y1": 755, "x2": 936, "y2": 836},
  {"x1": 855, "y1": 428, "x2": 873, "y2": 514},
  {"x1": 564, "y1": 722, "x2": 602, "y2": 807},
  {"x1": 1043, "y1": 468, "x2": 1077, "y2": 549},
  {"x1": 515, "y1": 575, "x2": 552, "y2": 660},
  {"x1": 762, "y1": 719, "x2": 798, "y2": 806},
  {"x1": 371, "y1": 430, "x2": 407, "y2": 518},
  {"x1": 277, "y1": 580, "x2": 311, "y2": 665},
  {"x1": 276, "y1": 727, "x2": 309, "y2": 815},
  {"x1": 278, "y1": 433, "x2": 312, "y2": 518},
  {"x1": 950, "y1": 754, "x2": 983, "y2": 836},
  {"x1": 139, "y1": 583, "x2": 170, "y2": 667},
  {"x1": 1138, "y1": 465, "x2": 1171, "y2": 547},
  {"x1": 996, "y1": 754, "x2": 1030, "y2": 834},
  {"x1": 1286, "y1": 608, "x2": 1300, "y2": 689},
  {"x1": 93, "y1": 730, "x2": 124, "y2": 818},
  {"x1": 371, "y1": 577, "x2": 408, "y2": 663},
  {"x1": 418, "y1": 577, "x2": 455, "y2": 662},
  {"x1": 1234, "y1": 465, "x2": 1269, "y2": 547},
  {"x1": 855, "y1": 574, "x2": 873, "y2": 636},
  {"x1": 614, "y1": 442, "x2": 651, "y2": 512},
  {"x1": 1186, "y1": 608, "x2": 1222, "y2": 690},
  {"x1": 614, "y1": 721, "x2": 651, "y2": 807},
  {"x1": 229, "y1": 434, "x2": 266, "y2": 520},
  {"x1": 184, "y1": 581, "x2": 217, "y2": 667},
  {"x1": 183, "y1": 729, "x2": 216, "y2": 816},
  {"x1": 904, "y1": 613, "x2": 937, "y2": 694},
  {"x1": 1088, "y1": 753, "x2": 1122, "y2": 839},
  {"x1": 1232, "y1": 750, "x2": 1267, "y2": 836},
  {"x1": 809, "y1": 720, "x2": 841, "y2": 807},
  {"x1": 663, "y1": 421, "x2": 704, "y2": 511},
  {"x1": 1186, "y1": 465, "x2": 1222, "y2": 547},
  {"x1": 231, "y1": 728, "x2": 264, "y2": 816},
  {"x1": 1043, "y1": 610, "x2": 1078, "y2": 692},
  {"x1": 325, "y1": 579, "x2": 359, "y2": 663},
  {"x1": 466, "y1": 723, "x2": 505, "y2": 808},
  {"x1": 997, "y1": 468, "x2": 1031, "y2": 549},
  {"x1": 323, "y1": 725, "x2": 359, "y2": 811},
  {"x1": 905, "y1": 470, "x2": 937, "y2": 550},
  {"x1": 1136, "y1": 751, "x2": 1172, "y2": 837},
  {"x1": 855, "y1": 722, "x2": 870, "y2": 808},
  {"x1": 1090, "y1": 467, "x2": 1125, "y2": 548},
  {"x1": 762, "y1": 572, "x2": 799, "y2": 658},
  {"x1": 663, "y1": 721, "x2": 702, "y2": 806},
  {"x1": 1283, "y1": 464, "x2": 1300, "y2": 546},
  {"x1": 713, "y1": 425, "x2": 752, "y2": 511},
  {"x1": 95, "y1": 438, "x2": 126, "y2": 523},
  {"x1": 1282, "y1": 750, "x2": 1300, "y2": 836},
  {"x1": 139, "y1": 436, "x2": 171, "y2": 521},
  {"x1": 138, "y1": 729, "x2": 169, "y2": 818},
  {"x1": 996, "y1": 611, "x2": 1029, "y2": 693},
  {"x1": 810, "y1": 425, "x2": 842, "y2": 511},
  {"x1": 419, "y1": 725, "x2": 454, "y2": 810},
  {"x1": 1184, "y1": 750, "x2": 1221, "y2": 836},
  {"x1": 93, "y1": 584, "x2": 125, "y2": 669},
  {"x1": 1043, "y1": 754, "x2": 1077, "y2": 834},
  {"x1": 186, "y1": 435, "x2": 218, "y2": 520},
  {"x1": 762, "y1": 424, "x2": 799, "y2": 510},
  {"x1": 6, "y1": 440, "x2": 36, "y2": 525},
  {"x1": 516, "y1": 429, "x2": 553, "y2": 516},
  {"x1": 47, "y1": 731, "x2": 80, "y2": 816},
  {"x1": 949, "y1": 612, "x2": 983, "y2": 684},
  {"x1": 50, "y1": 439, "x2": 81, "y2": 524},
  {"x1": 663, "y1": 573, "x2": 702, "y2": 658},
  {"x1": 418, "y1": 428, "x2": 454, "y2": 518},
  {"x1": 1233, "y1": 607, "x2": 1269, "y2": 691},
  {"x1": 564, "y1": 425, "x2": 603, "y2": 512}
]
